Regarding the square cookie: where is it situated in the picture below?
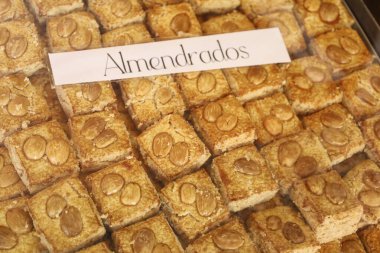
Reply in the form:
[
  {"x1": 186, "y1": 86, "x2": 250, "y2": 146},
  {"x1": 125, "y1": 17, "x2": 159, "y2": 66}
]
[
  {"x1": 88, "y1": 0, "x2": 145, "y2": 31},
  {"x1": 85, "y1": 158, "x2": 160, "y2": 231},
  {"x1": 211, "y1": 145, "x2": 279, "y2": 212},
  {"x1": 344, "y1": 159, "x2": 380, "y2": 227},
  {"x1": 27, "y1": 0, "x2": 84, "y2": 23},
  {"x1": 303, "y1": 103, "x2": 365, "y2": 165},
  {"x1": 357, "y1": 225, "x2": 380, "y2": 253},
  {"x1": 223, "y1": 64, "x2": 285, "y2": 102},
  {"x1": 46, "y1": 11, "x2": 102, "y2": 53},
  {"x1": 245, "y1": 92, "x2": 303, "y2": 146},
  {"x1": 340, "y1": 64, "x2": 380, "y2": 120},
  {"x1": 102, "y1": 23, "x2": 153, "y2": 47},
  {"x1": 146, "y1": 3, "x2": 202, "y2": 40},
  {"x1": 241, "y1": 0, "x2": 294, "y2": 19},
  {"x1": 29, "y1": 69, "x2": 67, "y2": 125},
  {"x1": 319, "y1": 233, "x2": 366, "y2": 253},
  {"x1": 56, "y1": 81, "x2": 117, "y2": 117},
  {"x1": 77, "y1": 242, "x2": 112, "y2": 253},
  {"x1": 284, "y1": 56, "x2": 343, "y2": 114},
  {"x1": 0, "y1": 197, "x2": 46, "y2": 253},
  {"x1": 0, "y1": 19, "x2": 45, "y2": 76},
  {"x1": 247, "y1": 206, "x2": 320, "y2": 253},
  {"x1": 290, "y1": 170, "x2": 363, "y2": 243},
  {"x1": 189, "y1": 0, "x2": 240, "y2": 15},
  {"x1": 119, "y1": 75, "x2": 186, "y2": 130},
  {"x1": 137, "y1": 114, "x2": 210, "y2": 182},
  {"x1": 160, "y1": 169, "x2": 230, "y2": 242},
  {"x1": 311, "y1": 28, "x2": 372, "y2": 76},
  {"x1": 28, "y1": 177, "x2": 106, "y2": 253},
  {"x1": 261, "y1": 130, "x2": 331, "y2": 195},
  {"x1": 186, "y1": 217, "x2": 258, "y2": 253},
  {"x1": 174, "y1": 70, "x2": 231, "y2": 108},
  {"x1": 254, "y1": 11, "x2": 306, "y2": 55},
  {"x1": 360, "y1": 114, "x2": 380, "y2": 163},
  {"x1": 4, "y1": 120, "x2": 80, "y2": 194},
  {"x1": 69, "y1": 110, "x2": 133, "y2": 172},
  {"x1": 190, "y1": 95, "x2": 256, "y2": 155},
  {"x1": 0, "y1": 74, "x2": 50, "y2": 144},
  {"x1": 112, "y1": 214, "x2": 184, "y2": 253},
  {"x1": 201, "y1": 11, "x2": 254, "y2": 35},
  {"x1": 0, "y1": 147, "x2": 26, "y2": 201},
  {"x1": 0, "y1": 0, "x2": 30, "y2": 22},
  {"x1": 294, "y1": 0, "x2": 354, "y2": 38}
]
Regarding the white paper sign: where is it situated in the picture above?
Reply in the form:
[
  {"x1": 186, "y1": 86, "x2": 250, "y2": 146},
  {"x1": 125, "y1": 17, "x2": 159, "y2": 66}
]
[{"x1": 48, "y1": 28, "x2": 290, "y2": 86}]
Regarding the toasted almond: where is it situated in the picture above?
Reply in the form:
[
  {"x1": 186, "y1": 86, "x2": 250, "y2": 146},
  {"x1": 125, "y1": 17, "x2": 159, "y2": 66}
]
[
  {"x1": 153, "y1": 243, "x2": 172, "y2": 253},
  {"x1": 180, "y1": 183, "x2": 196, "y2": 204},
  {"x1": 325, "y1": 182, "x2": 347, "y2": 205},
  {"x1": 152, "y1": 132, "x2": 173, "y2": 157},
  {"x1": 5, "y1": 36, "x2": 28, "y2": 59},
  {"x1": 57, "y1": 17, "x2": 77, "y2": 38},
  {"x1": 155, "y1": 87, "x2": 173, "y2": 105},
  {"x1": 0, "y1": 0, "x2": 11, "y2": 15},
  {"x1": 304, "y1": 66, "x2": 326, "y2": 83},
  {"x1": 5, "y1": 208, "x2": 32, "y2": 234},
  {"x1": 69, "y1": 28, "x2": 92, "y2": 50},
  {"x1": 183, "y1": 71, "x2": 200, "y2": 80},
  {"x1": 60, "y1": 206, "x2": 83, "y2": 237},
  {"x1": 263, "y1": 116, "x2": 283, "y2": 136},
  {"x1": 23, "y1": 135, "x2": 46, "y2": 161},
  {"x1": 46, "y1": 138, "x2": 70, "y2": 166},
  {"x1": 81, "y1": 83, "x2": 102, "y2": 102},
  {"x1": 94, "y1": 129, "x2": 118, "y2": 148},
  {"x1": 321, "y1": 128, "x2": 349, "y2": 146},
  {"x1": 305, "y1": 176, "x2": 326, "y2": 196},
  {"x1": 0, "y1": 165, "x2": 20, "y2": 188},
  {"x1": 320, "y1": 111, "x2": 344, "y2": 129},
  {"x1": 120, "y1": 182, "x2": 141, "y2": 206},
  {"x1": 170, "y1": 13, "x2": 191, "y2": 34},
  {"x1": 7, "y1": 95, "x2": 29, "y2": 117},
  {"x1": 0, "y1": 27, "x2": 9, "y2": 46},
  {"x1": 271, "y1": 104, "x2": 294, "y2": 121},
  {"x1": 0, "y1": 225, "x2": 17, "y2": 250},
  {"x1": 371, "y1": 76, "x2": 380, "y2": 93},
  {"x1": 216, "y1": 113, "x2": 238, "y2": 132},
  {"x1": 203, "y1": 102, "x2": 223, "y2": 123},
  {"x1": 234, "y1": 158, "x2": 262, "y2": 175},
  {"x1": 356, "y1": 88, "x2": 377, "y2": 106},
  {"x1": 267, "y1": 19, "x2": 289, "y2": 36},
  {"x1": 340, "y1": 36, "x2": 360, "y2": 55},
  {"x1": 247, "y1": 66, "x2": 268, "y2": 85},
  {"x1": 341, "y1": 239, "x2": 365, "y2": 253},
  {"x1": 303, "y1": 0, "x2": 321, "y2": 12},
  {"x1": 213, "y1": 230, "x2": 244, "y2": 250},
  {"x1": 282, "y1": 222, "x2": 305, "y2": 244},
  {"x1": 221, "y1": 21, "x2": 240, "y2": 33},
  {"x1": 196, "y1": 189, "x2": 217, "y2": 217},
  {"x1": 115, "y1": 34, "x2": 134, "y2": 46},
  {"x1": 266, "y1": 215, "x2": 282, "y2": 231},
  {"x1": 81, "y1": 117, "x2": 106, "y2": 140},
  {"x1": 111, "y1": 0, "x2": 132, "y2": 17},
  {"x1": 135, "y1": 79, "x2": 153, "y2": 97},
  {"x1": 294, "y1": 156, "x2": 318, "y2": 178},
  {"x1": 12, "y1": 78, "x2": 29, "y2": 91},
  {"x1": 319, "y1": 2, "x2": 340, "y2": 24},
  {"x1": 362, "y1": 170, "x2": 380, "y2": 190},
  {"x1": 326, "y1": 45, "x2": 351, "y2": 64},
  {"x1": 133, "y1": 228, "x2": 156, "y2": 253},
  {"x1": 0, "y1": 86, "x2": 10, "y2": 106},
  {"x1": 101, "y1": 173, "x2": 124, "y2": 196},
  {"x1": 359, "y1": 190, "x2": 380, "y2": 207},
  {"x1": 169, "y1": 142, "x2": 189, "y2": 166},
  {"x1": 278, "y1": 141, "x2": 302, "y2": 167},
  {"x1": 293, "y1": 75, "x2": 313, "y2": 90},
  {"x1": 46, "y1": 194, "x2": 67, "y2": 219},
  {"x1": 197, "y1": 72, "x2": 216, "y2": 94}
]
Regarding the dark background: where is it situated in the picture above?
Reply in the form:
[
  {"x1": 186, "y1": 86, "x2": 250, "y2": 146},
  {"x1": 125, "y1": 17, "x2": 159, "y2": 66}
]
[{"x1": 364, "y1": 0, "x2": 380, "y2": 24}]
